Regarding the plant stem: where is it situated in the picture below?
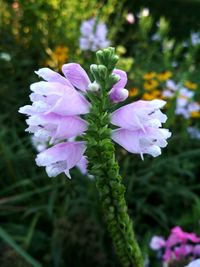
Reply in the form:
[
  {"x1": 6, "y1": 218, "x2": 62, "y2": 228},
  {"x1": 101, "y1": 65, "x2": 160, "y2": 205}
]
[{"x1": 85, "y1": 90, "x2": 143, "y2": 267}]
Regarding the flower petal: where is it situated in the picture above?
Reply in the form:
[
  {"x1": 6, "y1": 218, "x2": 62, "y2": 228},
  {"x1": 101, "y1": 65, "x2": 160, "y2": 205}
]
[
  {"x1": 35, "y1": 68, "x2": 73, "y2": 87},
  {"x1": 62, "y1": 63, "x2": 91, "y2": 91},
  {"x1": 109, "y1": 88, "x2": 129, "y2": 103},
  {"x1": 109, "y1": 69, "x2": 128, "y2": 103},
  {"x1": 48, "y1": 91, "x2": 90, "y2": 116},
  {"x1": 112, "y1": 69, "x2": 127, "y2": 89}
]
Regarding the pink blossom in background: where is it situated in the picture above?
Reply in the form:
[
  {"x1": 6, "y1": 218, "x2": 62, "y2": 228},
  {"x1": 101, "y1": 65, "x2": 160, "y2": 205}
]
[
  {"x1": 150, "y1": 226, "x2": 200, "y2": 265},
  {"x1": 126, "y1": 13, "x2": 135, "y2": 24}
]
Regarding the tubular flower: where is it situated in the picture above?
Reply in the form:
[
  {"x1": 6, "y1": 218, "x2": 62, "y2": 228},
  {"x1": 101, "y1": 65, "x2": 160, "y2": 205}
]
[
  {"x1": 19, "y1": 67, "x2": 90, "y2": 177},
  {"x1": 111, "y1": 100, "x2": 171, "y2": 158},
  {"x1": 36, "y1": 142, "x2": 86, "y2": 178},
  {"x1": 80, "y1": 18, "x2": 110, "y2": 51}
]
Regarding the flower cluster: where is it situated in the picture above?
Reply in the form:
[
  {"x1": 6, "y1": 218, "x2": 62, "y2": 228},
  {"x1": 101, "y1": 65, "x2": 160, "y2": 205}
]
[
  {"x1": 163, "y1": 80, "x2": 200, "y2": 119},
  {"x1": 142, "y1": 71, "x2": 172, "y2": 101},
  {"x1": 129, "y1": 71, "x2": 200, "y2": 123},
  {"x1": 19, "y1": 58, "x2": 171, "y2": 178},
  {"x1": 150, "y1": 226, "x2": 200, "y2": 265},
  {"x1": 80, "y1": 18, "x2": 110, "y2": 51}
]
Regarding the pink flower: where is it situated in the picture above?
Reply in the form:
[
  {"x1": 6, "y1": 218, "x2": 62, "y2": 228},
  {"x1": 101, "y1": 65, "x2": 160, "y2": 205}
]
[
  {"x1": 126, "y1": 13, "x2": 135, "y2": 24},
  {"x1": 19, "y1": 64, "x2": 171, "y2": 177},
  {"x1": 19, "y1": 67, "x2": 90, "y2": 177},
  {"x1": 162, "y1": 226, "x2": 200, "y2": 263},
  {"x1": 36, "y1": 142, "x2": 86, "y2": 177},
  {"x1": 111, "y1": 100, "x2": 171, "y2": 158},
  {"x1": 62, "y1": 63, "x2": 129, "y2": 103},
  {"x1": 150, "y1": 236, "x2": 166, "y2": 250}
]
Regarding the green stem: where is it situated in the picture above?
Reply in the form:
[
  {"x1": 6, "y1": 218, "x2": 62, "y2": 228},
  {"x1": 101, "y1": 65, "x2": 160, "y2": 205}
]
[
  {"x1": 85, "y1": 113, "x2": 143, "y2": 266},
  {"x1": 84, "y1": 73, "x2": 144, "y2": 266}
]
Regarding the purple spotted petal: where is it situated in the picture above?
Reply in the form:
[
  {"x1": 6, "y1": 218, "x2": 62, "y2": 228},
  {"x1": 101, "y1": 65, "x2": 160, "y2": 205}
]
[
  {"x1": 111, "y1": 99, "x2": 167, "y2": 130},
  {"x1": 30, "y1": 82, "x2": 90, "y2": 116},
  {"x1": 26, "y1": 113, "x2": 87, "y2": 140},
  {"x1": 62, "y1": 63, "x2": 91, "y2": 91},
  {"x1": 112, "y1": 127, "x2": 171, "y2": 157}
]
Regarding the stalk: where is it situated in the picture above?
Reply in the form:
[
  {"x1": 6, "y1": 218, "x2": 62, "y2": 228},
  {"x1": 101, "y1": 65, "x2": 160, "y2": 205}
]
[{"x1": 84, "y1": 47, "x2": 144, "y2": 267}]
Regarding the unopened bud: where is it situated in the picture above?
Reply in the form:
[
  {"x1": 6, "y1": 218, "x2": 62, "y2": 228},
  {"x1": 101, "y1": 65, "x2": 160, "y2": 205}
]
[{"x1": 88, "y1": 81, "x2": 100, "y2": 92}]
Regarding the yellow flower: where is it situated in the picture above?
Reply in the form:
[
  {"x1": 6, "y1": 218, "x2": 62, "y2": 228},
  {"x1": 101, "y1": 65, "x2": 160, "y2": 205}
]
[
  {"x1": 184, "y1": 81, "x2": 198, "y2": 90},
  {"x1": 45, "y1": 45, "x2": 69, "y2": 70},
  {"x1": 190, "y1": 111, "x2": 200, "y2": 118},
  {"x1": 143, "y1": 72, "x2": 156, "y2": 80},
  {"x1": 157, "y1": 71, "x2": 172, "y2": 81},
  {"x1": 129, "y1": 87, "x2": 139, "y2": 97},
  {"x1": 142, "y1": 90, "x2": 162, "y2": 100},
  {"x1": 144, "y1": 79, "x2": 159, "y2": 91}
]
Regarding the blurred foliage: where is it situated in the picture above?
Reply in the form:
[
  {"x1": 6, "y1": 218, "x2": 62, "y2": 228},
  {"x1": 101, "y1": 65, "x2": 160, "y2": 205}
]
[{"x1": 1, "y1": 1, "x2": 200, "y2": 267}]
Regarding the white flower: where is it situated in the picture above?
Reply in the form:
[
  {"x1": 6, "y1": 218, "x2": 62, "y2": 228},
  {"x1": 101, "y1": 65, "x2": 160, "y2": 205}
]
[
  {"x1": 185, "y1": 259, "x2": 200, "y2": 267},
  {"x1": 0, "y1": 52, "x2": 11, "y2": 61},
  {"x1": 149, "y1": 236, "x2": 166, "y2": 250}
]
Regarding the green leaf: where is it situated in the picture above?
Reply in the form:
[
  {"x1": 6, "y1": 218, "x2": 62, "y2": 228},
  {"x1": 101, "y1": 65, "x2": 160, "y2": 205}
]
[{"x1": 0, "y1": 226, "x2": 42, "y2": 267}]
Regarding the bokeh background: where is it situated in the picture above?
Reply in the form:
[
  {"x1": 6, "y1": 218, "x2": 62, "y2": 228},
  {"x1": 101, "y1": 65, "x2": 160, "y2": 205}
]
[{"x1": 1, "y1": 1, "x2": 200, "y2": 266}]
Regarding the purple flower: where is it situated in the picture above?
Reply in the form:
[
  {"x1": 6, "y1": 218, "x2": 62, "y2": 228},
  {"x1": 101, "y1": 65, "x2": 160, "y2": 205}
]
[
  {"x1": 19, "y1": 67, "x2": 90, "y2": 177},
  {"x1": 111, "y1": 100, "x2": 171, "y2": 158},
  {"x1": 80, "y1": 18, "x2": 110, "y2": 51},
  {"x1": 36, "y1": 142, "x2": 86, "y2": 178},
  {"x1": 19, "y1": 63, "x2": 170, "y2": 178}
]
